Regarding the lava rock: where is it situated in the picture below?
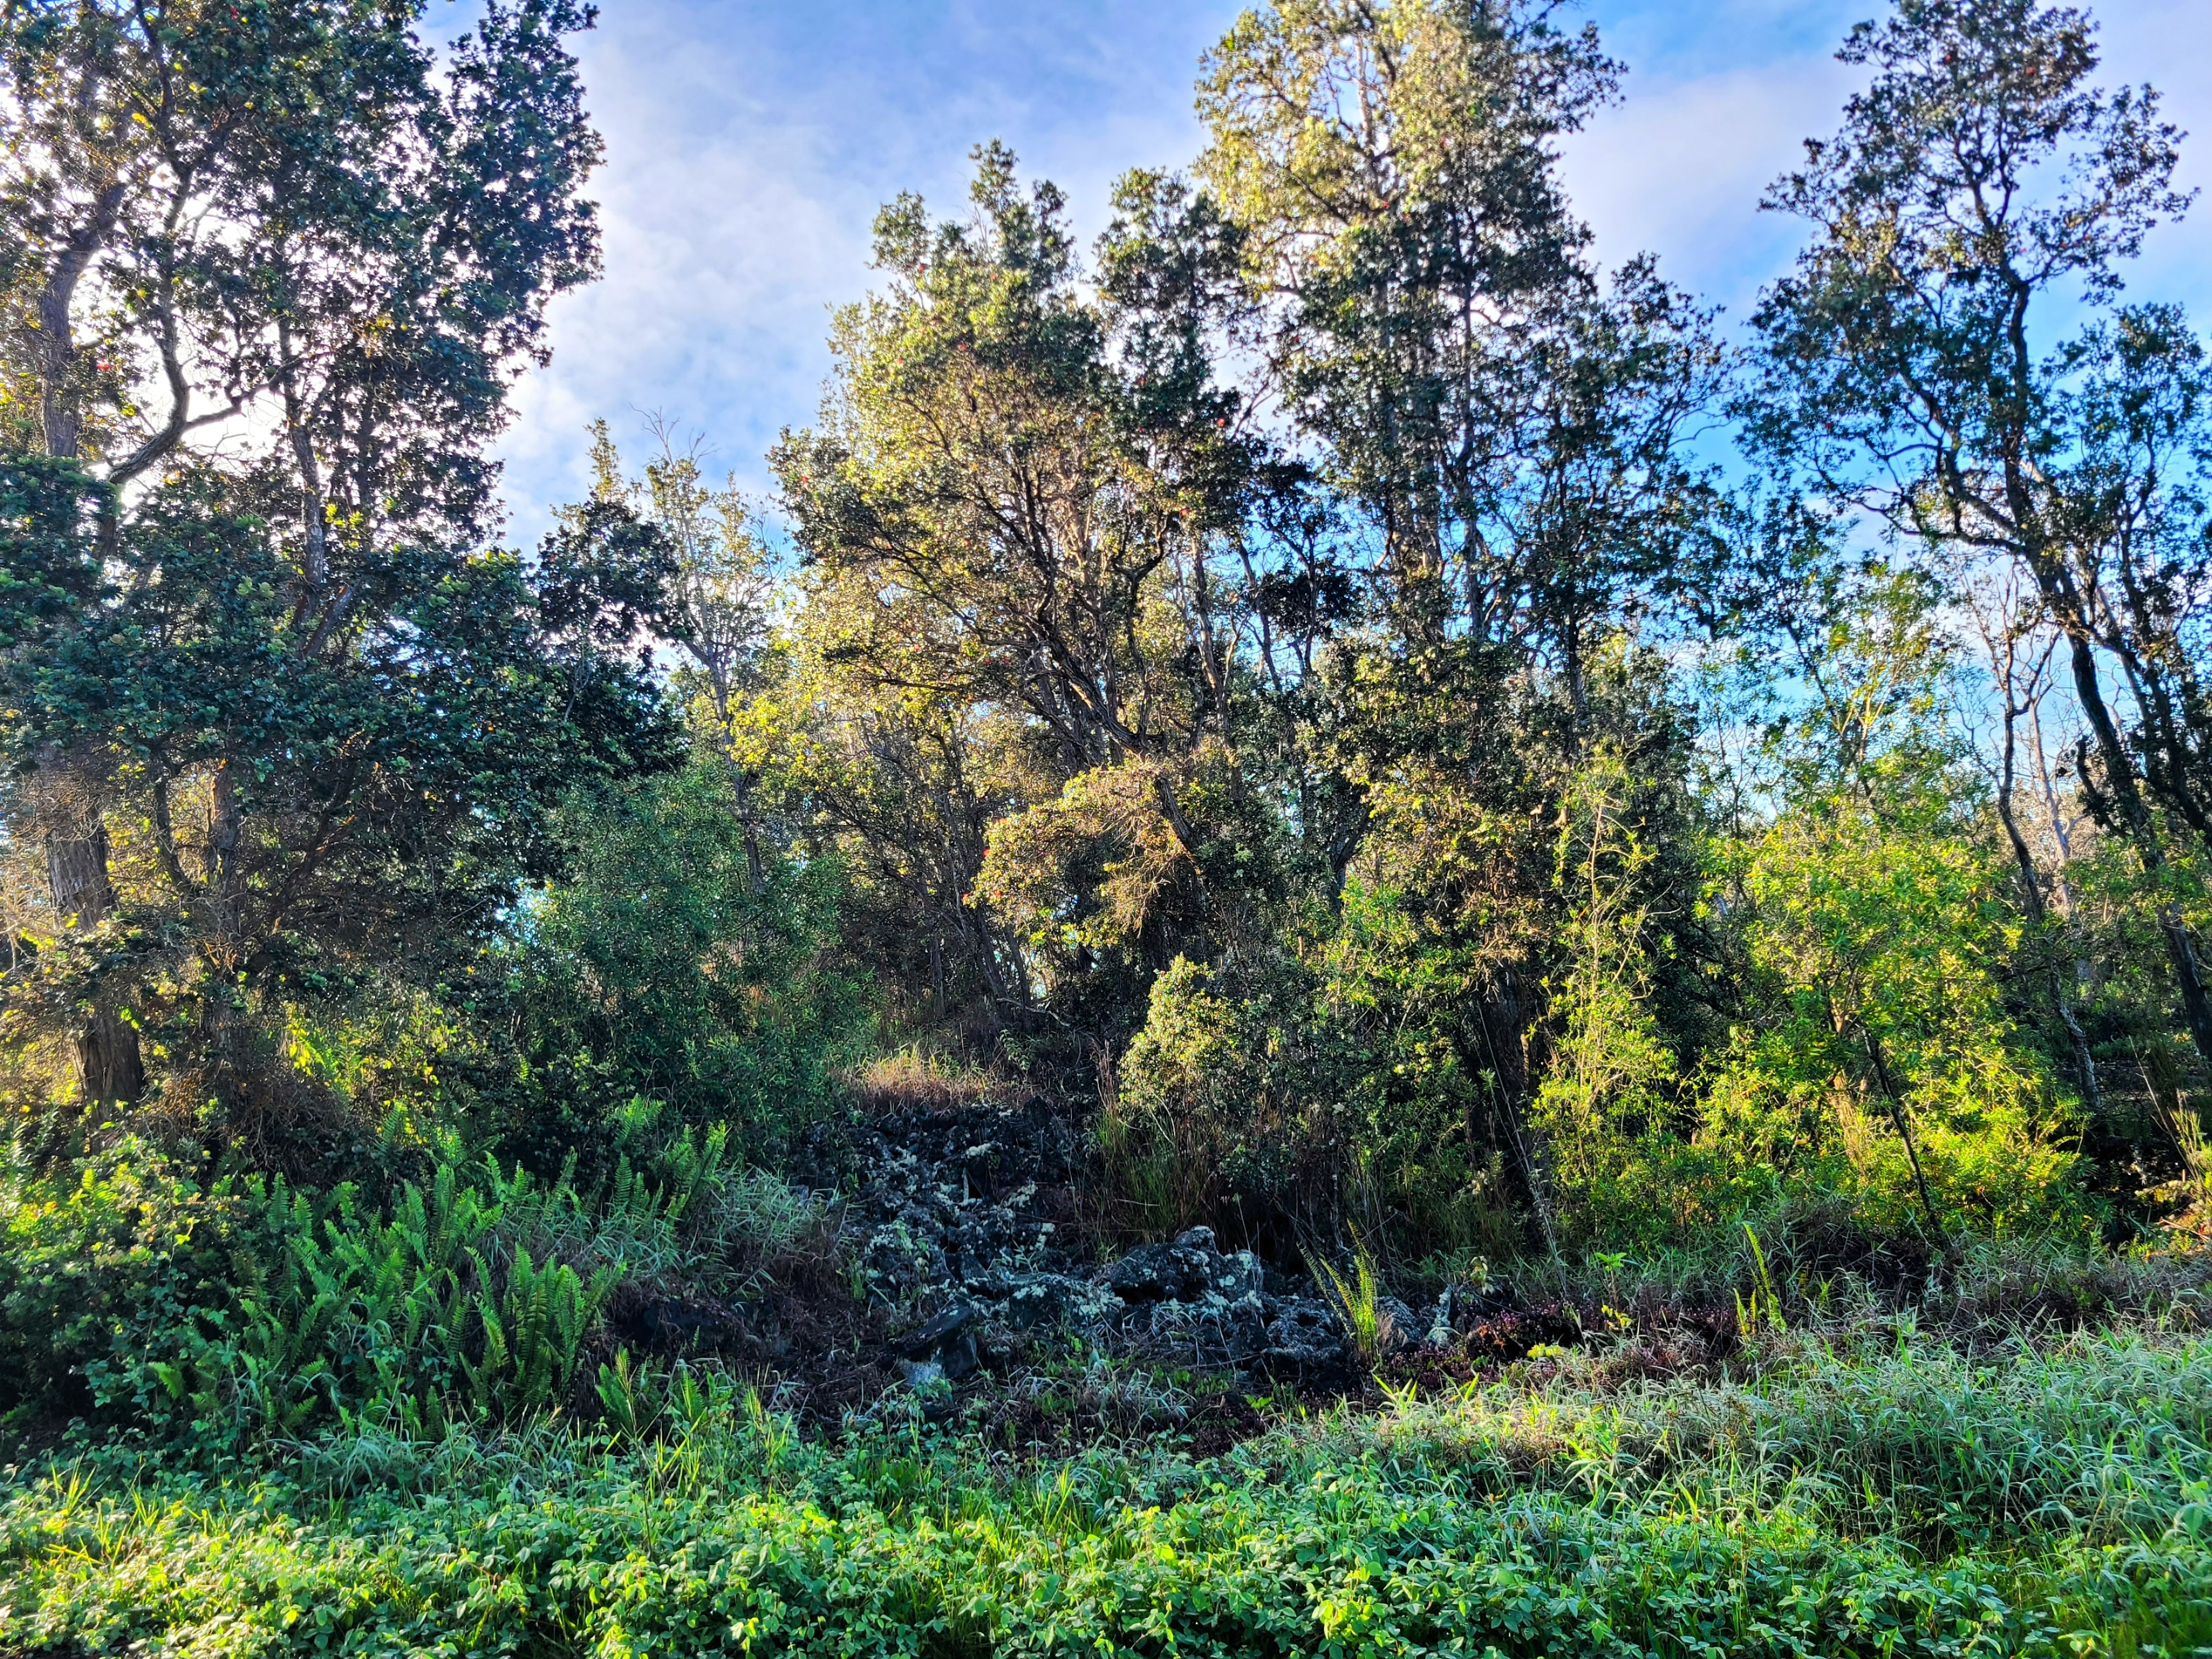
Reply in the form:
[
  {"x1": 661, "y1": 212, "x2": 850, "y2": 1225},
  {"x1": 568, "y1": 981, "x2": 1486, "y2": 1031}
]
[
  {"x1": 1105, "y1": 1226, "x2": 1268, "y2": 1311},
  {"x1": 938, "y1": 1328, "x2": 981, "y2": 1381},
  {"x1": 1214, "y1": 1249, "x2": 1266, "y2": 1301},
  {"x1": 1106, "y1": 1240, "x2": 1216, "y2": 1303},
  {"x1": 997, "y1": 1272, "x2": 1087, "y2": 1330},
  {"x1": 1219, "y1": 1293, "x2": 1271, "y2": 1361},
  {"x1": 1263, "y1": 1298, "x2": 1349, "y2": 1373},
  {"x1": 895, "y1": 1302, "x2": 979, "y2": 1359}
]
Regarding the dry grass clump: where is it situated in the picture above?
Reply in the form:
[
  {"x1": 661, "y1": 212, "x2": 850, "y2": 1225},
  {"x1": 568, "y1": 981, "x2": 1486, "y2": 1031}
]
[{"x1": 847, "y1": 1047, "x2": 1002, "y2": 1117}]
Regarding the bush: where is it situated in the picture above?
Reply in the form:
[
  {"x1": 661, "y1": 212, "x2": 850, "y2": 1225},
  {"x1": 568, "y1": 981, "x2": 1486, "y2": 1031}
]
[
  {"x1": 0, "y1": 1138, "x2": 249, "y2": 1422},
  {"x1": 0, "y1": 1126, "x2": 825, "y2": 1447},
  {"x1": 1109, "y1": 742, "x2": 1702, "y2": 1261},
  {"x1": 1108, "y1": 916, "x2": 1498, "y2": 1257},
  {"x1": 1526, "y1": 752, "x2": 1707, "y2": 1250},
  {"x1": 495, "y1": 759, "x2": 868, "y2": 1177},
  {"x1": 1705, "y1": 794, "x2": 2094, "y2": 1240},
  {"x1": 1107, "y1": 953, "x2": 1323, "y2": 1240}
]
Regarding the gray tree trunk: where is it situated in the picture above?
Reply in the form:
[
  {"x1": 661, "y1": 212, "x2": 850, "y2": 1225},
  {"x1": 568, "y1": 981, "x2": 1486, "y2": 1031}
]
[{"x1": 46, "y1": 810, "x2": 144, "y2": 1107}]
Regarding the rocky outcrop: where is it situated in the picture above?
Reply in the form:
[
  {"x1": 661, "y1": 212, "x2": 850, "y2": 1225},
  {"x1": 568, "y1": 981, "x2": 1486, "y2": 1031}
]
[{"x1": 795, "y1": 1100, "x2": 1385, "y2": 1386}]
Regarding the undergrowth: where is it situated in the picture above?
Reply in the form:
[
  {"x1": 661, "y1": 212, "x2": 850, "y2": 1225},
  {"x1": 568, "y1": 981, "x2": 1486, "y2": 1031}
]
[
  {"x1": 0, "y1": 1128, "x2": 836, "y2": 1446},
  {"x1": 3, "y1": 1307, "x2": 2211, "y2": 1655}
]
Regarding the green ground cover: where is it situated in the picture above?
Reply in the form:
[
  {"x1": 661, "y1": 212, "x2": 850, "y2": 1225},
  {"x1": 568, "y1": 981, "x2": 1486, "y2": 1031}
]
[{"x1": 5, "y1": 1312, "x2": 2209, "y2": 1656}]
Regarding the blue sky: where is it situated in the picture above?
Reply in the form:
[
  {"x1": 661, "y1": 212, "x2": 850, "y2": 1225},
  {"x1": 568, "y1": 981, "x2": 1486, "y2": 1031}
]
[{"x1": 490, "y1": 0, "x2": 2211, "y2": 544}]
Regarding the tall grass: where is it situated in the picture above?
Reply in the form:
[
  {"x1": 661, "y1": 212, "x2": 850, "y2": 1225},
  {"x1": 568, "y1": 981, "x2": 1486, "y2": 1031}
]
[{"x1": 1335, "y1": 1322, "x2": 2212, "y2": 1549}]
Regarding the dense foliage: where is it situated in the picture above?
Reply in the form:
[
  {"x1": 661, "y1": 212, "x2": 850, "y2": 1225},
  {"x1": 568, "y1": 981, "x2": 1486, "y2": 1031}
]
[
  {"x1": 743, "y1": 0, "x2": 2211, "y2": 1261},
  {"x1": 4, "y1": 0, "x2": 2204, "y2": 1253},
  {"x1": 1, "y1": 0, "x2": 2210, "y2": 1650}
]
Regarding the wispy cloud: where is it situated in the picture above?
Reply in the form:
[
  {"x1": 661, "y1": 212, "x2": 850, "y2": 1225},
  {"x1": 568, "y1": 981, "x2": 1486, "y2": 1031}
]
[
  {"x1": 492, "y1": 0, "x2": 2211, "y2": 544},
  {"x1": 1560, "y1": 55, "x2": 1861, "y2": 313},
  {"x1": 493, "y1": 0, "x2": 1235, "y2": 541}
]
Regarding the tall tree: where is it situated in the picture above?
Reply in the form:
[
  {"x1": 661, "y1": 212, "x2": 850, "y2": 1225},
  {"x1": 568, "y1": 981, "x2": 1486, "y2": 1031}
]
[
  {"x1": 578, "y1": 419, "x2": 778, "y2": 890},
  {"x1": 1748, "y1": 0, "x2": 2212, "y2": 1072},
  {"x1": 0, "y1": 0, "x2": 673, "y2": 1150},
  {"x1": 1193, "y1": 0, "x2": 1724, "y2": 1223},
  {"x1": 775, "y1": 146, "x2": 1278, "y2": 1039},
  {"x1": 1197, "y1": 0, "x2": 1720, "y2": 690}
]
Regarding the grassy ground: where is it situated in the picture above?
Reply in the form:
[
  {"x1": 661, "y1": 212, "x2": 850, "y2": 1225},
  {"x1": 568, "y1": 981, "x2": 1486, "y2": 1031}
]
[{"x1": 3, "y1": 1273, "x2": 2210, "y2": 1658}]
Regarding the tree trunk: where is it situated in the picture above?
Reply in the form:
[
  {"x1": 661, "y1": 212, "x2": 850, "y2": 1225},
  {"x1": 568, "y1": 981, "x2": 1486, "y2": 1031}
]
[
  {"x1": 1860, "y1": 1026, "x2": 1943, "y2": 1240},
  {"x1": 1999, "y1": 795, "x2": 2102, "y2": 1116},
  {"x1": 1467, "y1": 969, "x2": 1557, "y2": 1256},
  {"x1": 35, "y1": 182, "x2": 144, "y2": 1109},
  {"x1": 35, "y1": 181, "x2": 126, "y2": 463},
  {"x1": 46, "y1": 810, "x2": 145, "y2": 1108},
  {"x1": 1992, "y1": 672, "x2": 2100, "y2": 1113}
]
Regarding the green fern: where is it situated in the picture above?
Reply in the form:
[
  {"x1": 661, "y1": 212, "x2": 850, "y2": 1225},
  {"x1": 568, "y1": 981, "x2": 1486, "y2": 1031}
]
[{"x1": 1308, "y1": 1231, "x2": 1391, "y2": 1369}]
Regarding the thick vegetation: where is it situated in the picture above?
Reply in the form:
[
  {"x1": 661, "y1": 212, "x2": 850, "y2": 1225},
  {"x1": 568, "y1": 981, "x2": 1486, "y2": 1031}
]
[
  {"x1": 6, "y1": 1263, "x2": 2212, "y2": 1655},
  {"x1": 1, "y1": 0, "x2": 2210, "y2": 1650}
]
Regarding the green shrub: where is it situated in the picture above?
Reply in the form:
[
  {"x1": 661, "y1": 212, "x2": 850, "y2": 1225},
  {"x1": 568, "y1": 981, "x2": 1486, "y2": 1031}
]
[
  {"x1": 1107, "y1": 953, "x2": 1318, "y2": 1238},
  {"x1": 111, "y1": 1160, "x2": 620, "y2": 1443},
  {"x1": 1111, "y1": 895, "x2": 1506, "y2": 1254},
  {"x1": 1705, "y1": 795, "x2": 2094, "y2": 1240},
  {"x1": 495, "y1": 759, "x2": 868, "y2": 1179},
  {"x1": 0, "y1": 1138, "x2": 249, "y2": 1422},
  {"x1": 0, "y1": 1126, "x2": 821, "y2": 1446},
  {"x1": 1527, "y1": 751, "x2": 1706, "y2": 1250}
]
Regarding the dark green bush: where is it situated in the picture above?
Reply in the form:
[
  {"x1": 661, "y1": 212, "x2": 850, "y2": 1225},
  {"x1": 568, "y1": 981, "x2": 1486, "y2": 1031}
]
[
  {"x1": 0, "y1": 1130, "x2": 774, "y2": 1447},
  {"x1": 130, "y1": 1162, "x2": 620, "y2": 1444},
  {"x1": 493, "y1": 760, "x2": 867, "y2": 1178},
  {"x1": 1109, "y1": 887, "x2": 1528, "y2": 1257}
]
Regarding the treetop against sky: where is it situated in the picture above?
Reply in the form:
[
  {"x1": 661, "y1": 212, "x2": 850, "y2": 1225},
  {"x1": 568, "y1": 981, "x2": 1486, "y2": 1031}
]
[{"x1": 491, "y1": 0, "x2": 2209, "y2": 545}]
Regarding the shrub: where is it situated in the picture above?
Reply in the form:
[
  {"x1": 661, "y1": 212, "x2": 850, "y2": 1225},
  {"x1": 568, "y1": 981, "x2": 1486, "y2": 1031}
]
[
  {"x1": 1527, "y1": 751, "x2": 1704, "y2": 1249},
  {"x1": 1707, "y1": 795, "x2": 2094, "y2": 1240},
  {"x1": 0, "y1": 1126, "x2": 826, "y2": 1446},
  {"x1": 495, "y1": 759, "x2": 867, "y2": 1178},
  {"x1": 1111, "y1": 890, "x2": 1508, "y2": 1255},
  {"x1": 1107, "y1": 954, "x2": 1316, "y2": 1239},
  {"x1": 0, "y1": 1138, "x2": 249, "y2": 1422}
]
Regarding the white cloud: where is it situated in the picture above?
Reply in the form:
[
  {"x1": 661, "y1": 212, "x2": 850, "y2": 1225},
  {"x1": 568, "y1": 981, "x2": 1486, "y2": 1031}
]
[
  {"x1": 1562, "y1": 0, "x2": 2208, "y2": 323},
  {"x1": 492, "y1": 0, "x2": 1236, "y2": 543},
  {"x1": 492, "y1": 0, "x2": 2211, "y2": 545},
  {"x1": 1559, "y1": 55, "x2": 1859, "y2": 312},
  {"x1": 494, "y1": 7, "x2": 877, "y2": 540}
]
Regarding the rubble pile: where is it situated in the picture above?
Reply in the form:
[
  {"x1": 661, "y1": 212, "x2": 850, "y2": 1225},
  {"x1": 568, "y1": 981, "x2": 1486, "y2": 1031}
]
[{"x1": 794, "y1": 1095, "x2": 1460, "y2": 1389}]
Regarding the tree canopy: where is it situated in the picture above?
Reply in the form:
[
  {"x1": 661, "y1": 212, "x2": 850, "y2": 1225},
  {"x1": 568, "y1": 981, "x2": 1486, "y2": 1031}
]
[{"x1": 3, "y1": 0, "x2": 2208, "y2": 1259}]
